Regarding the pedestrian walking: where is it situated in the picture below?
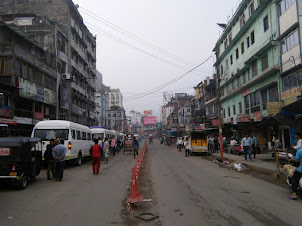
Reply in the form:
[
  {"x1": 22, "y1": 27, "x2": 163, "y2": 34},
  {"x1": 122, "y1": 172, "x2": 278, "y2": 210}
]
[
  {"x1": 103, "y1": 138, "x2": 110, "y2": 164},
  {"x1": 184, "y1": 137, "x2": 190, "y2": 157},
  {"x1": 209, "y1": 135, "x2": 214, "y2": 153},
  {"x1": 52, "y1": 139, "x2": 67, "y2": 181},
  {"x1": 250, "y1": 134, "x2": 257, "y2": 159},
  {"x1": 44, "y1": 139, "x2": 56, "y2": 180},
  {"x1": 133, "y1": 137, "x2": 139, "y2": 159},
  {"x1": 110, "y1": 136, "x2": 116, "y2": 156},
  {"x1": 90, "y1": 139, "x2": 103, "y2": 175},
  {"x1": 241, "y1": 134, "x2": 252, "y2": 161},
  {"x1": 177, "y1": 137, "x2": 182, "y2": 151},
  {"x1": 228, "y1": 137, "x2": 237, "y2": 154}
]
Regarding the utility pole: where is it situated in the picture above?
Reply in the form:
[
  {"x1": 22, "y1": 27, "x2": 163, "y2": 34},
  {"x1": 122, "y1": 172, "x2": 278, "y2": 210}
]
[{"x1": 216, "y1": 73, "x2": 224, "y2": 160}]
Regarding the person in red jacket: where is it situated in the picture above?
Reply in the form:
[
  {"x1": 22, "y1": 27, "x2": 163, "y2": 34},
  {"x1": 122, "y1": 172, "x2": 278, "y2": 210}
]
[{"x1": 90, "y1": 139, "x2": 103, "y2": 175}]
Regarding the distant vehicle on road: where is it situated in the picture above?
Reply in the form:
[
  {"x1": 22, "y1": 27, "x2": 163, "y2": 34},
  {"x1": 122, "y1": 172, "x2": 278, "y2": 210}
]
[
  {"x1": 32, "y1": 120, "x2": 93, "y2": 166},
  {"x1": 90, "y1": 127, "x2": 115, "y2": 140},
  {"x1": 188, "y1": 130, "x2": 209, "y2": 155},
  {"x1": 0, "y1": 137, "x2": 42, "y2": 189}
]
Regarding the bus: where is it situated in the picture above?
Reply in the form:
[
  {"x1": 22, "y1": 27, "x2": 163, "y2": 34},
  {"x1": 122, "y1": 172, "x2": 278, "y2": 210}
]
[{"x1": 32, "y1": 120, "x2": 93, "y2": 166}]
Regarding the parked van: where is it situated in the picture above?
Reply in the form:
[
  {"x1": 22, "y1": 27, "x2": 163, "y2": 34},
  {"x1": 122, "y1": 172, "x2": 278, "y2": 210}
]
[
  {"x1": 90, "y1": 127, "x2": 114, "y2": 140},
  {"x1": 32, "y1": 120, "x2": 93, "y2": 166}
]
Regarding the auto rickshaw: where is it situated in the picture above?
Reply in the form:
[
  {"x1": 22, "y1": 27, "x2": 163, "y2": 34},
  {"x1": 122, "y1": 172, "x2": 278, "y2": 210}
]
[{"x1": 0, "y1": 137, "x2": 42, "y2": 189}]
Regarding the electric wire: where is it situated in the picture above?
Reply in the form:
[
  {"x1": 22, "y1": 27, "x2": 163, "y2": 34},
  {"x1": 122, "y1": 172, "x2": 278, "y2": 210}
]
[{"x1": 79, "y1": 7, "x2": 213, "y2": 74}]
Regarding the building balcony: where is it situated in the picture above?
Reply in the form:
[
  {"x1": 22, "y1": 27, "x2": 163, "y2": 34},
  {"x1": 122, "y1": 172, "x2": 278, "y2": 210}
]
[
  {"x1": 71, "y1": 59, "x2": 86, "y2": 77},
  {"x1": 71, "y1": 82, "x2": 86, "y2": 96},
  {"x1": 71, "y1": 39, "x2": 86, "y2": 61}
]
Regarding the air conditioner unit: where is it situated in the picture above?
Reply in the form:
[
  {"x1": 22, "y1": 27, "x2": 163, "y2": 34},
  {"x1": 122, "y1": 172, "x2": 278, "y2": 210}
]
[{"x1": 62, "y1": 73, "x2": 71, "y2": 80}]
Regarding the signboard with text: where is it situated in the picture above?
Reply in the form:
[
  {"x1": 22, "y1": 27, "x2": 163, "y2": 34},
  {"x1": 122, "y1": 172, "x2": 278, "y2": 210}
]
[
  {"x1": 18, "y1": 78, "x2": 56, "y2": 106},
  {"x1": 253, "y1": 112, "x2": 262, "y2": 122},
  {"x1": 267, "y1": 102, "x2": 283, "y2": 116},
  {"x1": 0, "y1": 109, "x2": 12, "y2": 118},
  {"x1": 238, "y1": 116, "x2": 251, "y2": 122},
  {"x1": 144, "y1": 110, "x2": 152, "y2": 116},
  {"x1": 211, "y1": 119, "x2": 219, "y2": 126},
  {"x1": 144, "y1": 116, "x2": 157, "y2": 125},
  {"x1": 281, "y1": 87, "x2": 301, "y2": 100}
]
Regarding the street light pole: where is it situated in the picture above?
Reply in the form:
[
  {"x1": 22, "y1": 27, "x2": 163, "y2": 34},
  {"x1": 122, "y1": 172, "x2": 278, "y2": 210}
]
[{"x1": 217, "y1": 73, "x2": 224, "y2": 161}]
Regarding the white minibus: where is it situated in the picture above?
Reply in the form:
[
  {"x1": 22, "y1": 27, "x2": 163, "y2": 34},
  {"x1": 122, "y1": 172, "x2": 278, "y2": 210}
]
[{"x1": 32, "y1": 120, "x2": 93, "y2": 166}]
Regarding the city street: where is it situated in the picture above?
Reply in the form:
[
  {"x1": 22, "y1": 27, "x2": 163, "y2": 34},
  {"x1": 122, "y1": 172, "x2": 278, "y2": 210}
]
[
  {"x1": 0, "y1": 153, "x2": 137, "y2": 226},
  {"x1": 1, "y1": 141, "x2": 302, "y2": 226}
]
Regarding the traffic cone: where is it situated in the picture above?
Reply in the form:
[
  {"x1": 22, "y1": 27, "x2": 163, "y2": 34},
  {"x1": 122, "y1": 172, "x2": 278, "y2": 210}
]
[{"x1": 127, "y1": 167, "x2": 144, "y2": 203}]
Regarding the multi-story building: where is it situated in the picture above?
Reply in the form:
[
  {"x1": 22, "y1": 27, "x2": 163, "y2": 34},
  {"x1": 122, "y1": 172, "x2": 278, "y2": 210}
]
[
  {"x1": 213, "y1": 0, "x2": 280, "y2": 143},
  {"x1": 0, "y1": 0, "x2": 98, "y2": 126},
  {"x1": 193, "y1": 80, "x2": 207, "y2": 124},
  {"x1": 178, "y1": 105, "x2": 192, "y2": 127},
  {"x1": 162, "y1": 103, "x2": 175, "y2": 128},
  {"x1": 108, "y1": 88, "x2": 123, "y2": 108},
  {"x1": 107, "y1": 106, "x2": 125, "y2": 132},
  {"x1": 95, "y1": 71, "x2": 109, "y2": 127},
  {"x1": 204, "y1": 76, "x2": 218, "y2": 126},
  {"x1": 0, "y1": 22, "x2": 57, "y2": 135}
]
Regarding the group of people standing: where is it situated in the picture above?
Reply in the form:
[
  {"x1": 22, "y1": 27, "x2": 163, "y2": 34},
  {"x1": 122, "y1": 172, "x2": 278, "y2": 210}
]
[
  {"x1": 176, "y1": 137, "x2": 190, "y2": 157},
  {"x1": 44, "y1": 137, "x2": 67, "y2": 181}
]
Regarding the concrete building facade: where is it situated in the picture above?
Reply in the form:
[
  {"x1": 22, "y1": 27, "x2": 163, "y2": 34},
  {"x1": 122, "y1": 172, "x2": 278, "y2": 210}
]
[
  {"x1": 0, "y1": 0, "x2": 98, "y2": 126},
  {"x1": 213, "y1": 0, "x2": 280, "y2": 144}
]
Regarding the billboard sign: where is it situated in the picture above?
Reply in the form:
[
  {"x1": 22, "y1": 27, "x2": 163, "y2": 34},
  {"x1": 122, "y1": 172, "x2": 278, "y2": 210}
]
[
  {"x1": 144, "y1": 110, "x2": 152, "y2": 116},
  {"x1": 144, "y1": 116, "x2": 156, "y2": 125}
]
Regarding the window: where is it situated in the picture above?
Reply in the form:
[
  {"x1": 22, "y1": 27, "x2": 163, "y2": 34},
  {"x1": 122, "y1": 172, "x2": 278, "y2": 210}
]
[
  {"x1": 282, "y1": 73, "x2": 298, "y2": 91},
  {"x1": 247, "y1": 69, "x2": 251, "y2": 81},
  {"x1": 230, "y1": 55, "x2": 233, "y2": 65},
  {"x1": 261, "y1": 54, "x2": 268, "y2": 71},
  {"x1": 278, "y1": 0, "x2": 295, "y2": 16},
  {"x1": 252, "y1": 61, "x2": 258, "y2": 77},
  {"x1": 221, "y1": 65, "x2": 224, "y2": 75},
  {"x1": 241, "y1": 42, "x2": 245, "y2": 54},
  {"x1": 250, "y1": 91, "x2": 260, "y2": 113},
  {"x1": 236, "y1": 48, "x2": 239, "y2": 59},
  {"x1": 263, "y1": 15, "x2": 269, "y2": 32},
  {"x1": 187, "y1": 108, "x2": 191, "y2": 113},
  {"x1": 247, "y1": 37, "x2": 250, "y2": 48},
  {"x1": 233, "y1": 105, "x2": 236, "y2": 115},
  {"x1": 228, "y1": 107, "x2": 231, "y2": 117},
  {"x1": 71, "y1": 129, "x2": 76, "y2": 139},
  {"x1": 87, "y1": 133, "x2": 92, "y2": 141},
  {"x1": 21, "y1": 63, "x2": 27, "y2": 79},
  {"x1": 281, "y1": 29, "x2": 299, "y2": 54},
  {"x1": 223, "y1": 109, "x2": 226, "y2": 118},
  {"x1": 81, "y1": 132, "x2": 87, "y2": 140},
  {"x1": 237, "y1": 77, "x2": 241, "y2": 88},
  {"x1": 229, "y1": 33, "x2": 232, "y2": 43},
  {"x1": 261, "y1": 89, "x2": 267, "y2": 110},
  {"x1": 251, "y1": 31, "x2": 255, "y2": 45},
  {"x1": 245, "y1": 96, "x2": 250, "y2": 114},
  {"x1": 76, "y1": 130, "x2": 81, "y2": 140},
  {"x1": 225, "y1": 59, "x2": 229, "y2": 69},
  {"x1": 249, "y1": 1, "x2": 255, "y2": 17},
  {"x1": 269, "y1": 85, "x2": 279, "y2": 102},
  {"x1": 240, "y1": 14, "x2": 245, "y2": 29},
  {"x1": 224, "y1": 39, "x2": 228, "y2": 50},
  {"x1": 243, "y1": 72, "x2": 246, "y2": 84},
  {"x1": 239, "y1": 102, "x2": 242, "y2": 114},
  {"x1": 14, "y1": 60, "x2": 21, "y2": 76}
]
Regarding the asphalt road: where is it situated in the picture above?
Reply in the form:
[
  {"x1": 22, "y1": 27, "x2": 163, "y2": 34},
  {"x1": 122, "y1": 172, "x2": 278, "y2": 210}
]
[
  {"x1": 1, "y1": 141, "x2": 302, "y2": 226},
  {"x1": 0, "y1": 151, "x2": 137, "y2": 226},
  {"x1": 150, "y1": 141, "x2": 302, "y2": 226}
]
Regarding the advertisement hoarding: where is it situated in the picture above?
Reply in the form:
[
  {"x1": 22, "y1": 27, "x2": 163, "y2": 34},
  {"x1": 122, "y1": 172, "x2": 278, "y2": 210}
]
[
  {"x1": 144, "y1": 116, "x2": 157, "y2": 125},
  {"x1": 144, "y1": 110, "x2": 152, "y2": 116}
]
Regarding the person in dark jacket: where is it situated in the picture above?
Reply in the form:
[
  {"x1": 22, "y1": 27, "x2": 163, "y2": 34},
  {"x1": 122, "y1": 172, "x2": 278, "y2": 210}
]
[
  {"x1": 90, "y1": 139, "x2": 103, "y2": 175},
  {"x1": 44, "y1": 139, "x2": 56, "y2": 180}
]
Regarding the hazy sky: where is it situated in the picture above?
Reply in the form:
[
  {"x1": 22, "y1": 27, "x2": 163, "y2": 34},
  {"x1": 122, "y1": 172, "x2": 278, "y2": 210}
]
[{"x1": 73, "y1": 0, "x2": 240, "y2": 119}]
